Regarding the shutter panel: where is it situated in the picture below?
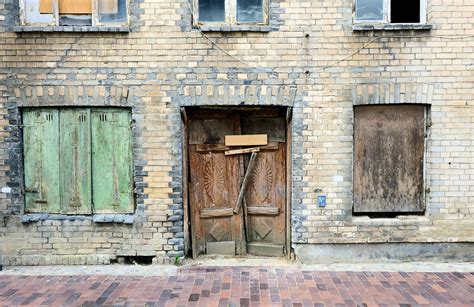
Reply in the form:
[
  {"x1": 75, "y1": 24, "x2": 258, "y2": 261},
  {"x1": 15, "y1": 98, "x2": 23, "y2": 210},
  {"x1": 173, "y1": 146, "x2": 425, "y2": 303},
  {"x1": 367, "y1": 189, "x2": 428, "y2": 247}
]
[
  {"x1": 23, "y1": 109, "x2": 60, "y2": 213},
  {"x1": 92, "y1": 109, "x2": 134, "y2": 213},
  {"x1": 59, "y1": 109, "x2": 92, "y2": 214}
]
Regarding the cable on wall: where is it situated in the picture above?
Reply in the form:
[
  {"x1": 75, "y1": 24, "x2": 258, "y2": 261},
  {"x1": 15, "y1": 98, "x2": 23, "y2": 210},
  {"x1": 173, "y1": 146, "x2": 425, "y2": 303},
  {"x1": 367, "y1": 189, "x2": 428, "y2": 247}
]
[{"x1": 185, "y1": 1, "x2": 474, "y2": 73}]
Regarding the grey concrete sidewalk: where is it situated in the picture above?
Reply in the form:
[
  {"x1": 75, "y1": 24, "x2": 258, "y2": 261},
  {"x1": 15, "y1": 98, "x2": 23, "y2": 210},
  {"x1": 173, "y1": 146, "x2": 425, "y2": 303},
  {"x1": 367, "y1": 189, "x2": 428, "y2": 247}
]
[{"x1": 1, "y1": 256, "x2": 473, "y2": 276}]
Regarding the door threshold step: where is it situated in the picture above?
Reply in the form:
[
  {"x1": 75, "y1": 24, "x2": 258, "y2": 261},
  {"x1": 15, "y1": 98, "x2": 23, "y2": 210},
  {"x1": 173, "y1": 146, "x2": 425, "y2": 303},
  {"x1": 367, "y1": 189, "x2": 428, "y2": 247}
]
[{"x1": 183, "y1": 254, "x2": 296, "y2": 267}]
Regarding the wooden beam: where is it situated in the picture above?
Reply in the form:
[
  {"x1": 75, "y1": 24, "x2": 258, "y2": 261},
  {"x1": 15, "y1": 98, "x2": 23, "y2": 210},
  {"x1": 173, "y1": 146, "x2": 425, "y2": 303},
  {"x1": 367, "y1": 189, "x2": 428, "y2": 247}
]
[
  {"x1": 247, "y1": 206, "x2": 280, "y2": 216},
  {"x1": 225, "y1": 134, "x2": 268, "y2": 147},
  {"x1": 224, "y1": 147, "x2": 260, "y2": 156},
  {"x1": 200, "y1": 208, "x2": 234, "y2": 218},
  {"x1": 233, "y1": 152, "x2": 258, "y2": 213}
]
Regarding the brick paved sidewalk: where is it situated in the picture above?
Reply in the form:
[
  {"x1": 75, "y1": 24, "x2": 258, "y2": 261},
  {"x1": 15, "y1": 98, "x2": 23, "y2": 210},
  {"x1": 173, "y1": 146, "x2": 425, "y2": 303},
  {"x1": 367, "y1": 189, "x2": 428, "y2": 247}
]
[{"x1": 0, "y1": 267, "x2": 473, "y2": 306}]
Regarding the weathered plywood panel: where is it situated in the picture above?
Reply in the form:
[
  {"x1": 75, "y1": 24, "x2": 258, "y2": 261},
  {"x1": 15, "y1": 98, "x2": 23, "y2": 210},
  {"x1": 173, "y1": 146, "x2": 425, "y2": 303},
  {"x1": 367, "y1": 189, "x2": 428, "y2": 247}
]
[
  {"x1": 354, "y1": 105, "x2": 425, "y2": 213},
  {"x1": 39, "y1": 0, "x2": 53, "y2": 13},
  {"x1": 189, "y1": 119, "x2": 234, "y2": 145},
  {"x1": 59, "y1": 0, "x2": 92, "y2": 14},
  {"x1": 242, "y1": 117, "x2": 286, "y2": 142},
  {"x1": 23, "y1": 109, "x2": 61, "y2": 213},
  {"x1": 91, "y1": 109, "x2": 134, "y2": 213},
  {"x1": 59, "y1": 109, "x2": 92, "y2": 214}
]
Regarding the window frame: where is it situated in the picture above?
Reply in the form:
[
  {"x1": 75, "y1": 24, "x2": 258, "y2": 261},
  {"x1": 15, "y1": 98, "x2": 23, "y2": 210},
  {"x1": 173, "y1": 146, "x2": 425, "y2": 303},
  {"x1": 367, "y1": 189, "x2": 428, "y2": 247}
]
[
  {"x1": 353, "y1": 0, "x2": 427, "y2": 25},
  {"x1": 192, "y1": 0, "x2": 269, "y2": 27},
  {"x1": 19, "y1": 0, "x2": 130, "y2": 27}
]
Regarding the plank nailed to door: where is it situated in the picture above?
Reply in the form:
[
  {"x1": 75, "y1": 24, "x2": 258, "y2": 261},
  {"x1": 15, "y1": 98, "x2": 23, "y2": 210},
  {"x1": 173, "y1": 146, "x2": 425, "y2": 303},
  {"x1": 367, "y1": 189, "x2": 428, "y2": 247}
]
[{"x1": 225, "y1": 134, "x2": 268, "y2": 146}]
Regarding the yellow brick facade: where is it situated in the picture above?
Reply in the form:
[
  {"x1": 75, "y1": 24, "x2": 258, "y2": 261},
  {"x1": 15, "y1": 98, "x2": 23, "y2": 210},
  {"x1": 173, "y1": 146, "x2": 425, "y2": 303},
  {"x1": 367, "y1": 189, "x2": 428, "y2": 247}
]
[{"x1": 0, "y1": 0, "x2": 473, "y2": 264}]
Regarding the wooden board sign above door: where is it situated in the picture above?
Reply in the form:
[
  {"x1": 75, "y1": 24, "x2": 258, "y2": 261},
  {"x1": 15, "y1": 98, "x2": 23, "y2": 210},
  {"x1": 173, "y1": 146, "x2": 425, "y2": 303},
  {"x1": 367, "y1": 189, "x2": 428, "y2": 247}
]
[{"x1": 225, "y1": 134, "x2": 268, "y2": 147}]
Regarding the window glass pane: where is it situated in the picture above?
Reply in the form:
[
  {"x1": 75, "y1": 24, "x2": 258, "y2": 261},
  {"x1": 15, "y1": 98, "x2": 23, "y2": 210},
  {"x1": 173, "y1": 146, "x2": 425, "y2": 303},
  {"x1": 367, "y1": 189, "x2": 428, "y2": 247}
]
[
  {"x1": 99, "y1": 0, "x2": 127, "y2": 23},
  {"x1": 199, "y1": 0, "x2": 225, "y2": 22},
  {"x1": 24, "y1": 0, "x2": 55, "y2": 24},
  {"x1": 391, "y1": 0, "x2": 420, "y2": 23},
  {"x1": 355, "y1": 0, "x2": 384, "y2": 21},
  {"x1": 237, "y1": 0, "x2": 264, "y2": 23}
]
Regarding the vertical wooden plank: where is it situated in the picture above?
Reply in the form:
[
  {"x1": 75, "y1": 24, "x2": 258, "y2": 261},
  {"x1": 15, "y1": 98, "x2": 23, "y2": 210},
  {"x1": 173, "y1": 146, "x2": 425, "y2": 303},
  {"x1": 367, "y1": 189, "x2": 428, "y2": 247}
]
[
  {"x1": 23, "y1": 109, "x2": 61, "y2": 213},
  {"x1": 59, "y1": 109, "x2": 92, "y2": 214},
  {"x1": 285, "y1": 108, "x2": 292, "y2": 259},
  {"x1": 92, "y1": 109, "x2": 134, "y2": 213},
  {"x1": 181, "y1": 107, "x2": 191, "y2": 257}
]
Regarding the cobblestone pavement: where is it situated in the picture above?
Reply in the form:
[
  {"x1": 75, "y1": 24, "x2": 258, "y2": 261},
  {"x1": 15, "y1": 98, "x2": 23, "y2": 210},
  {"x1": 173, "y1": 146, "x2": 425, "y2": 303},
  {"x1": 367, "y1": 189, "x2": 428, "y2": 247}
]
[{"x1": 1, "y1": 266, "x2": 473, "y2": 306}]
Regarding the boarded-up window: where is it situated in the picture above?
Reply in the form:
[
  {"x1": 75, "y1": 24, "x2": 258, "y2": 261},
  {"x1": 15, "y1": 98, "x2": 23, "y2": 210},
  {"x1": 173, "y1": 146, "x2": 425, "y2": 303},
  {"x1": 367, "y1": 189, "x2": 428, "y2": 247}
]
[
  {"x1": 22, "y1": 0, "x2": 128, "y2": 26},
  {"x1": 353, "y1": 105, "x2": 425, "y2": 214},
  {"x1": 23, "y1": 108, "x2": 134, "y2": 214}
]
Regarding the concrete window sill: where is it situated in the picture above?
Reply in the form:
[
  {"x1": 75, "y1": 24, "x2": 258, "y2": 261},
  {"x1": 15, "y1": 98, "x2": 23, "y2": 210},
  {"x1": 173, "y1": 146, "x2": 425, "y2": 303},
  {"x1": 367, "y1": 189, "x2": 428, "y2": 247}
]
[
  {"x1": 353, "y1": 24, "x2": 433, "y2": 31},
  {"x1": 21, "y1": 213, "x2": 135, "y2": 224},
  {"x1": 12, "y1": 26, "x2": 130, "y2": 33},
  {"x1": 198, "y1": 25, "x2": 271, "y2": 32}
]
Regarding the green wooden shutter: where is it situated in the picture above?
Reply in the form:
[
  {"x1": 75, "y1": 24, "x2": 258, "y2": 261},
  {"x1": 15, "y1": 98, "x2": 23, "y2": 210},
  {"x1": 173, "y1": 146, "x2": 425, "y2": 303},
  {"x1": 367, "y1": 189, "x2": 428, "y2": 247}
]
[
  {"x1": 23, "y1": 109, "x2": 61, "y2": 213},
  {"x1": 91, "y1": 109, "x2": 134, "y2": 213},
  {"x1": 59, "y1": 109, "x2": 92, "y2": 214}
]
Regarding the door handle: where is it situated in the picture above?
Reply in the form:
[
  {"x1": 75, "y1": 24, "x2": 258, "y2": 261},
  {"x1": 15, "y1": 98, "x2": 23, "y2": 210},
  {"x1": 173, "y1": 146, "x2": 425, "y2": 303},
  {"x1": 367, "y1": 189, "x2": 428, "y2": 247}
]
[{"x1": 25, "y1": 188, "x2": 39, "y2": 193}]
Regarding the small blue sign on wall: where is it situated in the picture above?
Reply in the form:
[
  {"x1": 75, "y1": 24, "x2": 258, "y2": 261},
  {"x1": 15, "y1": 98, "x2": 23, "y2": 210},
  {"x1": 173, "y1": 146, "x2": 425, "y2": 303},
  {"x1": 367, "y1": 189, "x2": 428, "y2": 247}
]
[{"x1": 317, "y1": 195, "x2": 327, "y2": 207}]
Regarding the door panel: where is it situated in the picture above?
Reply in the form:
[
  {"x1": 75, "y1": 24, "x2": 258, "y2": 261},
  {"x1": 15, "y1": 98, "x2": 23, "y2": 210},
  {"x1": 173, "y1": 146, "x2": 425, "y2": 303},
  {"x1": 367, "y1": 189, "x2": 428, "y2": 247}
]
[
  {"x1": 245, "y1": 143, "x2": 286, "y2": 256},
  {"x1": 188, "y1": 108, "x2": 287, "y2": 258}
]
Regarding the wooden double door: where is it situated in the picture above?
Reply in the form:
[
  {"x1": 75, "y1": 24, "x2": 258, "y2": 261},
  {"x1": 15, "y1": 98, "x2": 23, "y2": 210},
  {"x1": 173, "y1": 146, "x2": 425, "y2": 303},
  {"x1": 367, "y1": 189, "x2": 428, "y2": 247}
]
[{"x1": 187, "y1": 108, "x2": 288, "y2": 258}]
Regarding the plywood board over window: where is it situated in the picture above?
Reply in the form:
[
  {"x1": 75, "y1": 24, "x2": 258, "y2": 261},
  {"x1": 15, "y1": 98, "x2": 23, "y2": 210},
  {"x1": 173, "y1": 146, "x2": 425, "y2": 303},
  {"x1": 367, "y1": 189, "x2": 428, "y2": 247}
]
[
  {"x1": 353, "y1": 105, "x2": 426, "y2": 214},
  {"x1": 22, "y1": 0, "x2": 129, "y2": 26}
]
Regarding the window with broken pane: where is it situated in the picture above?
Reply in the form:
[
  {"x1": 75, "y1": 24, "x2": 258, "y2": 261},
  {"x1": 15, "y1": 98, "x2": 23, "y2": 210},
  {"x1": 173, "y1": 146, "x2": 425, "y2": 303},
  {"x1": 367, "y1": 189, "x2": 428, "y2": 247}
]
[
  {"x1": 20, "y1": 0, "x2": 129, "y2": 26},
  {"x1": 195, "y1": 0, "x2": 268, "y2": 26},
  {"x1": 354, "y1": 0, "x2": 426, "y2": 24}
]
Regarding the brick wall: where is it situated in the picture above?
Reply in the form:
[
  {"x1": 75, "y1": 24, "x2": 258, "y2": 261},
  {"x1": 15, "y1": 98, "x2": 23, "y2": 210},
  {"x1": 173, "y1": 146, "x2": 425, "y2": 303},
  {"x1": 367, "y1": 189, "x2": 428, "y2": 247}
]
[{"x1": 0, "y1": 0, "x2": 473, "y2": 264}]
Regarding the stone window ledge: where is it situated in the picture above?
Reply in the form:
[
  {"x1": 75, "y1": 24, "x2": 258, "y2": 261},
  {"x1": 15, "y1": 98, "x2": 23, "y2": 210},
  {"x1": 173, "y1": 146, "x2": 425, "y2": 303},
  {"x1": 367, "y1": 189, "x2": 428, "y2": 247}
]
[
  {"x1": 353, "y1": 24, "x2": 433, "y2": 31},
  {"x1": 21, "y1": 213, "x2": 135, "y2": 224},
  {"x1": 12, "y1": 26, "x2": 130, "y2": 33},
  {"x1": 198, "y1": 25, "x2": 271, "y2": 32}
]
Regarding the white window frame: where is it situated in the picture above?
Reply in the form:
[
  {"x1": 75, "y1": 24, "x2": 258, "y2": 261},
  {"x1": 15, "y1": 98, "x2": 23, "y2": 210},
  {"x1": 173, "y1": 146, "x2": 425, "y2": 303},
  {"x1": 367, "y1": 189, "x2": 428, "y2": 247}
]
[
  {"x1": 192, "y1": 0, "x2": 269, "y2": 26},
  {"x1": 354, "y1": 0, "x2": 426, "y2": 24},
  {"x1": 20, "y1": 0, "x2": 130, "y2": 27}
]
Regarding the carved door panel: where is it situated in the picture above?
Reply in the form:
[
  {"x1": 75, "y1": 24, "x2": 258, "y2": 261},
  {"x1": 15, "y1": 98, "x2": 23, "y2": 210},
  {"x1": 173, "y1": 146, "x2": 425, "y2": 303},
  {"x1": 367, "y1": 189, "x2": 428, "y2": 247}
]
[
  {"x1": 188, "y1": 115, "x2": 245, "y2": 258},
  {"x1": 243, "y1": 141, "x2": 286, "y2": 256}
]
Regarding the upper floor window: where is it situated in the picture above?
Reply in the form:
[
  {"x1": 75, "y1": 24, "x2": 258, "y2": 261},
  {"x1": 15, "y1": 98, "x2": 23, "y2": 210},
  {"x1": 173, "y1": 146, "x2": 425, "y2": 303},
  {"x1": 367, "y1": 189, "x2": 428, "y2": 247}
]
[
  {"x1": 354, "y1": 0, "x2": 426, "y2": 24},
  {"x1": 194, "y1": 0, "x2": 268, "y2": 26},
  {"x1": 20, "y1": 0, "x2": 129, "y2": 26}
]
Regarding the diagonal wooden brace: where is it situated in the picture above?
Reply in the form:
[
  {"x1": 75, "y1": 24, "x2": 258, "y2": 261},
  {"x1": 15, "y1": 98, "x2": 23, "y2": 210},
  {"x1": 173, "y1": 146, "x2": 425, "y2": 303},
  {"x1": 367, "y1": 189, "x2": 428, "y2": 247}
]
[{"x1": 233, "y1": 152, "x2": 258, "y2": 214}]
